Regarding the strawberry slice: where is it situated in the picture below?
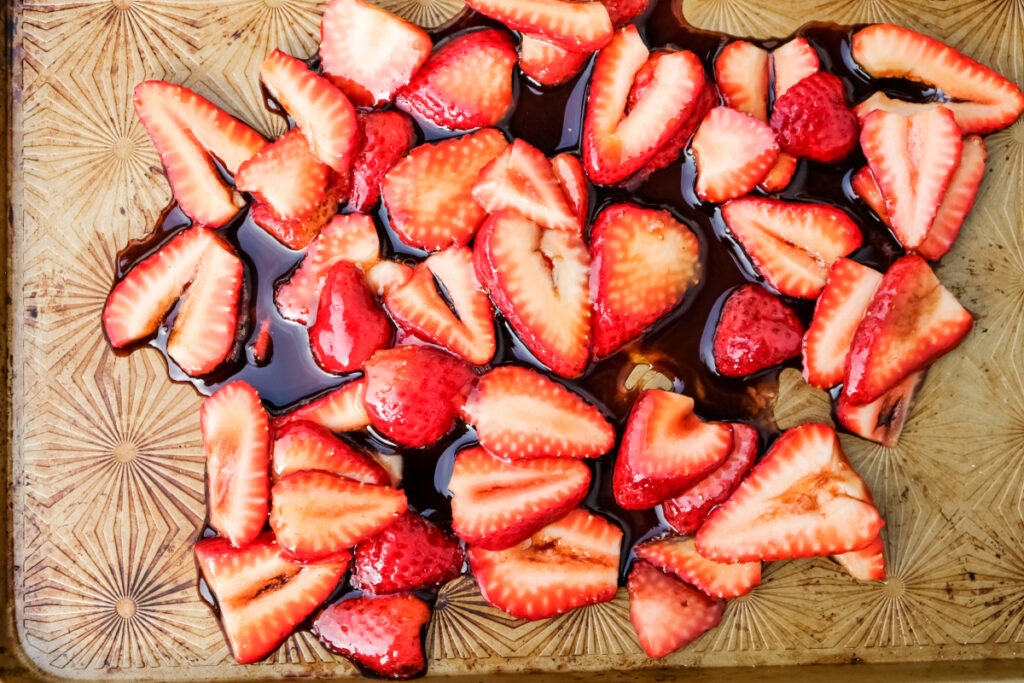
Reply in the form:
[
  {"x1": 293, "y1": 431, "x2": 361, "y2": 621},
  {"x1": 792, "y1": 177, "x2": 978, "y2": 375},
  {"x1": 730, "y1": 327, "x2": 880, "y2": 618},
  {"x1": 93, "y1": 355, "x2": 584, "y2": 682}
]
[
  {"x1": 314, "y1": 593, "x2": 431, "y2": 679},
  {"x1": 721, "y1": 197, "x2": 862, "y2": 298},
  {"x1": 612, "y1": 389, "x2": 734, "y2": 509},
  {"x1": 583, "y1": 27, "x2": 705, "y2": 184},
  {"x1": 852, "y1": 24, "x2": 1024, "y2": 134},
  {"x1": 715, "y1": 40, "x2": 769, "y2": 121},
  {"x1": 319, "y1": 0, "x2": 432, "y2": 108},
  {"x1": 860, "y1": 106, "x2": 962, "y2": 250},
  {"x1": 396, "y1": 29, "x2": 517, "y2": 131},
  {"x1": 384, "y1": 247, "x2": 496, "y2": 365},
  {"x1": 270, "y1": 470, "x2": 407, "y2": 561},
  {"x1": 843, "y1": 255, "x2": 972, "y2": 404},
  {"x1": 628, "y1": 80, "x2": 718, "y2": 183},
  {"x1": 448, "y1": 446, "x2": 591, "y2": 550},
  {"x1": 918, "y1": 134, "x2": 987, "y2": 260},
  {"x1": 348, "y1": 111, "x2": 416, "y2": 214},
  {"x1": 196, "y1": 533, "x2": 347, "y2": 664},
  {"x1": 133, "y1": 81, "x2": 266, "y2": 226},
  {"x1": 465, "y1": 0, "x2": 613, "y2": 51},
  {"x1": 352, "y1": 512, "x2": 465, "y2": 594},
  {"x1": 850, "y1": 165, "x2": 890, "y2": 226},
  {"x1": 519, "y1": 33, "x2": 590, "y2": 87},
  {"x1": 473, "y1": 139, "x2": 579, "y2": 232},
  {"x1": 235, "y1": 128, "x2": 329, "y2": 221},
  {"x1": 833, "y1": 535, "x2": 886, "y2": 581},
  {"x1": 852, "y1": 91, "x2": 1021, "y2": 137},
  {"x1": 366, "y1": 260, "x2": 413, "y2": 295},
  {"x1": 276, "y1": 380, "x2": 371, "y2": 432},
  {"x1": 627, "y1": 560, "x2": 725, "y2": 659},
  {"x1": 837, "y1": 370, "x2": 927, "y2": 448},
  {"x1": 601, "y1": 0, "x2": 650, "y2": 26},
  {"x1": 474, "y1": 212, "x2": 591, "y2": 377},
  {"x1": 382, "y1": 128, "x2": 509, "y2": 251},
  {"x1": 550, "y1": 153, "x2": 589, "y2": 232},
  {"x1": 463, "y1": 365, "x2": 615, "y2": 460},
  {"x1": 771, "y1": 37, "x2": 819, "y2": 99},
  {"x1": 758, "y1": 152, "x2": 797, "y2": 192},
  {"x1": 691, "y1": 106, "x2": 779, "y2": 203},
  {"x1": 802, "y1": 258, "x2": 883, "y2": 389},
  {"x1": 712, "y1": 284, "x2": 804, "y2": 377},
  {"x1": 309, "y1": 260, "x2": 393, "y2": 373},
  {"x1": 589, "y1": 203, "x2": 701, "y2": 358},
  {"x1": 248, "y1": 175, "x2": 347, "y2": 252},
  {"x1": 201, "y1": 382, "x2": 270, "y2": 548},
  {"x1": 662, "y1": 423, "x2": 759, "y2": 534},
  {"x1": 696, "y1": 423, "x2": 884, "y2": 562},
  {"x1": 636, "y1": 535, "x2": 761, "y2": 599},
  {"x1": 271, "y1": 420, "x2": 388, "y2": 485},
  {"x1": 469, "y1": 508, "x2": 621, "y2": 620}
]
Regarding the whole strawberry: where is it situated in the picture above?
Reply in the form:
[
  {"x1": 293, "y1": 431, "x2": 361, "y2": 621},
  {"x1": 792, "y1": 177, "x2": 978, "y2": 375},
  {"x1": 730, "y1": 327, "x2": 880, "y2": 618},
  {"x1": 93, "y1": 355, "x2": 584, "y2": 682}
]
[
  {"x1": 353, "y1": 512, "x2": 465, "y2": 594},
  {"x1": 770, "y1": 71, "x2": 859, "y2": 163},
  {"x1": 712, "y1": 284, "x2": 804, "y2": 377}
]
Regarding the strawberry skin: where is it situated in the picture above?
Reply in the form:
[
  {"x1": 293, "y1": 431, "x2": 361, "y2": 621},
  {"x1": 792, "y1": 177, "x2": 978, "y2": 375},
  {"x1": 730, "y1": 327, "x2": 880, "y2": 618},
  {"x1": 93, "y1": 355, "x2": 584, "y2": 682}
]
[
  {"x1": 601, "y1": 0, "x2": 650, "y2": 26},
  {"x1": 771, "y1": 37, "x2": 819, "y2": 99},
  {"x1": 692, "y1": 106, "x2": 779, "y2": 203},
  {"x1": 636, "y1": 534, "x2": 761, "y2": 599},
  {"x1": 465, "y1": 0, "x2": 614, "y2": 51},
  {"x1": 352, "y1": 512, "x2": 465, "y2": 595},
  {"x1": 309, "y1": 260, "x2": 393, "y2": 374},
  {"x1": 627, "y1": 560, "x2": 724, "y2": 659},
  {"x1": 550, "y1": 153, "x2": 589, "y2": 232},
  {"x1": 271, "y1": 420, "x2": 388, "y2": 485},
  {"x1": 348, "y1": 112, "x2": 416, "y2": 214},
  {"x1": 837, "y1": 370, "x2": 926, "y2": 448},
  {"x1": 519, "y1": 33, "x2": 590, "y2": 87},
  {"x1": 275, "y1": 379, "x2": 371, "y2": 432},
  {"x1": 770, "y1": 71, "x2": 859, "y2": 163},
  {"x1": 448, "y1": 446, "x2": 591, "y2": 550},
  {"x1": 712, "y1": 284, "x2": 804, "y2": 377},
  {"x1": 715, "y1": 40, "x2": 769, "y2": 121},
  {"x1": 833, "y1": 535, "x2": 886, "y2": 581}
]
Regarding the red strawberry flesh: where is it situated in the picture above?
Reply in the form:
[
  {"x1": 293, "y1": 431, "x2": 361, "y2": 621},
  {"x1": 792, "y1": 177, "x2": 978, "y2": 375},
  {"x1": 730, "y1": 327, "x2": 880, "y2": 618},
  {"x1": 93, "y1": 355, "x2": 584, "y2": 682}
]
[{"x1": 627, "y1": 560, "x2": 724, "y2": 659}]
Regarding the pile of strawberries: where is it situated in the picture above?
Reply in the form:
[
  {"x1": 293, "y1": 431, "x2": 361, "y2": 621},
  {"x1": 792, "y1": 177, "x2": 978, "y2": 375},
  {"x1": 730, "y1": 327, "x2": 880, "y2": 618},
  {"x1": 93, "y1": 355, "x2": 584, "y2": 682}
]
[{"x1": 100, "y1": 0, "x2": 1023, "y2": 678}]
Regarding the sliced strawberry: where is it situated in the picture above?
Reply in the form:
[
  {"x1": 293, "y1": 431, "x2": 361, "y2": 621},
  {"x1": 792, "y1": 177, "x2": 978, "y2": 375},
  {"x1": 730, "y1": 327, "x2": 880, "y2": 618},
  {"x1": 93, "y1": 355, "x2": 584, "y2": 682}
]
[
  {"x1": 583, "y1": 27, "x2": 706, "y2": 184},
  {"x1": 771, "y1": 37, "x2": 819, "y2": 99},
  {"x1": 613, "y1": 389, "x2": 733, "y2": 509},
  {"x1": 636, "y1": 534, "x2": 761, "y2": 599},
  {"x1": 366, "y1": 260, "x2": 414, "y2": 295},
  {"x1": 833, "y1": 535, "x2": 886, "y2": 581},
  {"x1": 770, "y1": 71, "x2": 859, "y2": 163},
  {"x1": 519, "y1": 33, "x2": 590, "y2": 87},
  {"x1": 309, "y1": 261, "x2": 393, "y2": 373},
  {"x1": 382, "y1": 128, "x2": 509, "y2": 251},
  {"x1": 464, "y1": 365, "x2": 615, "y2": 460},
  {"x1": 270, "y1": 470, "x2": 407, "y2": 561},
  {"x1": 348, "y1": 112, "x2": 416, "y2": 213},
  {"x1": 758, "y1": 152, "x2": 797, "y2": 192},
  {"x1": 851, "y1": 166, "x2": 890, "y2": 226},
  {"x1": 271, "y1": 420, "x2": 388, "y2": 485},
  {"x1": 692, "y1": 106, "x2": 779, "y2": 202},
  {"x1": 473, "y1": 139, "x2": 579, "y2": 232},
  {"x1": 384, "y1": 247, "x2": 496, "y2": 365},
  {"x1": 448, "y1": 446, "x2": 591, "y2": 550},
  {"x1": 838, "y1": 369, "x2": 926, "y2": 448},
  {"x1": 396, "y1": 29, "x2": 517, "y2": 131},
  {"x1": 715, "y1": 40, "x2": 769, "y2": 121},
  {"x1": 802, "y1": 258, "x2": 883, "y2": 389},
  {"x1": 917, "y1": 134, "x2": 987, "y2": 261},
  {"x1": 627, "y1": 560, "x2": 724, "y2": 659},
  {"x1": 196, "y1": 534, "x2": 347, "y2": 664},
  {"x1": 853, "y1": 91, "x2": 1021, "y2": 137},
  {"x1": 314, "y1": 593, "x2": 430, "y2": 679},
  {"x1": 590, "y1": 203, "x2": 700, "y2": 358},
  {"x1": 474, "y1": 212, "x2": 591, "y2": 376},
  {"x1": 249, "y1": 320, "x2": 272, "y2": 366},
  {"x1": 852, "y1": 24, "x2": 1024, "y2": 134},
  {"x1": 133, "y1": 81, "x2": 266, "y2": 226},
  {"x1": 843, "y1": 255, "x2": 972, "y2": 404},
  {"x1": 601, "y1": 0, "x2": 650, "y2": 26},
  {"x1": 712, "y1": 284, "x2": 804, "y2": 377},
  {"x1": 550, "y1": 153, "x2": 589, "y2": 232},
  {"x1": 696, "y1": 423, "x2": 884, "y2": 563},
  {"x1": 721, "y1": 197, "x2": 862, "y2": 298},
  {"x1": 248, "y1": 174, "x2": 347, "y2": 251},
  {"x1": 469, "y1": 508, "x2": 621, "y2": 620},
  {"x1": 276, "y1": 379, "x2": 371, "y2": 432},
  {"x1": 662, "y1": 423, "x2": 759, "y2": 534},
  {"x1": 860, "y1": 106, "x2": 962, "y2": 250},
  {"x1": 352, "y1": 512, "x2": 465, "y2": 594},
  {"x1": 465, "y1": 0, "x2": 613, "y2": 51},
  {"x1": 628, "y1": 80, "x2": 718, "y2": 183}
]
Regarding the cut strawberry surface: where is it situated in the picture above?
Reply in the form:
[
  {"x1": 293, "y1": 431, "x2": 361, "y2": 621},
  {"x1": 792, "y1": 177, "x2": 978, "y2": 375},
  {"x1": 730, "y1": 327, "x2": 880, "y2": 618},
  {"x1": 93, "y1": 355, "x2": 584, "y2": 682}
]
[
  {"x1": 465, "y1": 0, "x2": 613, "y2": 51},
  {"x1": 235, "y1": 128, "x2": 330, "y2": 223},
  {"x1": 853, "y1": 91, "x2": 1019, "y2": 138},
  {"x1": 249, "y1": 174, "x2": 348, "y2": 251},
  {"x1": 474, "y1": 212, "x2": 591, "y2": 376},
  {"x1": 629, "y1": 80, "x2": 718, "y2": 183},
  {"x1": 133, "y1": 81, "x2": 266, "y2": 226},
  {"x1": 833, "y1": 535, "x2": 886, "y2": 581},
  {"x1": 448, "y1": 446, "x2": 591, "y2": 550},
  {"x1": 271, "y1": 420, "x2": 388, "y2": 485},
  {"x1": 636, "y1": 535, "x2": 761, "y2": 599},
  {"x1": 469, "y1": 508, "x2": 621, "y2": 620},
  {"x1": 627, "y1": 560, "x2": 725, "y2": 659},
  {"x1": 770, "y1": 71, "x2": 859, "y2": 163},
  {"x1": 771, "y1": 37, "x2": 819, "y2": 99},
  {"x1": 692, "y1": 106, "x2": 779, "y2": 202},
  {"x1": 519, "y1": 33, "x2": 590, "y2": 87},
  {"x1": 601, "y1": 0, "x2": 650, "y2": 26},
  {"x1": 382, "y1": 128, "x2": 508, "y2": 251},
  {"x1": 550, "y1": 153, "x2": 589, "y2": 232},
  {"x1": 696, "y1": 423, "x2": 884, "y2": 563},
  {"x1": 348, "y1": 111, "x2": 416, "y2": 214},
  {"x1": 851, "y1": 166, "x2": 890, "y2": 226},
  {"x1": 715, "y1": 40, "x2": 769, "y2": 121},
  {"x1": 838, "y1": 370, "x2": 926, "y2": 448},
  {"x1": 758, "y1": 152, "x2": 797, "y2": 192},
  {"x1": 464, "y1": 365, "x2": 614, "y2": 460},
  {"x1": 309, "y1": 260, "x2": 393, "y2": 374},
  {"x1": 196, "y1": 534, "x2": 347, "y2": 664},
  {"x1": 276, "y1": 380, "x2": 371, "y2": 432},
  {"x1": 722, "y1": 197, "x2": 862, "y2": 298},
  {"x1": 366, "y1": 260, "x2": 414, "y2": 296},
  {"x1": 590, "y1": 203, "x2": 700, "y2": 358},
  {"x1": 712, "y1": 284, "x2": 804, "y2": 377},
  {"x1": 917, "y1": 134, "x2": 987, "y2": 261},
  {"x1": 613, "y1": 390, "x2": 733, "y2": 509},
  {"x1": 352, "y1": 512, "x2": 465, "y2": 595}
]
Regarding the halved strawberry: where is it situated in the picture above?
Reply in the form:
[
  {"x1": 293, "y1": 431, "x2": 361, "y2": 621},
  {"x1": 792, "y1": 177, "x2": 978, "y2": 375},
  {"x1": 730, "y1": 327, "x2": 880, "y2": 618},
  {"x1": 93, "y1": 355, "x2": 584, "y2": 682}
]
[
  {"x1": 352, "y1": 512, "x2": 465, "y2": 595},
  {"x1": 319, "y1": 0, "x2": 432, "y2": 108},
  {"x1": 270, "y1": 470, "x2": 407, "y2": 561},
  {"x1": 636, "y1": 535, "x2": 761, "y2": 599},
  {"x1": 721, "y1": 197, "x2": 862, "y2": 298},
  {"x1": 469, "y1": 508, "x2": 621, "y2": 620},
  {"x1": 612, "y1": 389, "x2": 733, "y2": 509},
  {"x1": 248, "y1": 175, "x2": 347, "y2": 252},
  {"x1": 519, "y1": 33, "x2": 590, "y2": 87},
  {"x1": 396, "y1": 29, "x2": 517, "y2": 131},
  {"x1": 918, "y1": 134, "x2": 987, "y2": 261},
  {"x1": 852, "y1": 24, "x2": 1024, "y2": 134},
  {"x1": 601, "y1": 0, "x2": 650, "y2": 26},
  {"x1": 474, "y1": 212, "x2": 591, "y2": 376},
  {"x1": 771, "y1": 37, "x2": 819, "y2": 99},
  {"x1": 833, "y1": 535, "x2": 886, "y2": 581},
  {"x1": 473, "y1": 139, "x2": 579, "y2": 232},
  {"x1": 712, "y1": 284, "x2": 804, "y2": 377},
  {"x1": 627, "y1": 560, "x2": 724, "y2": 659},
  {"x1": 463, "y1": 365, "x2": 615, "y2": 460},
  {"x1": 133, "y1": 81, "x2": 266, "y2": 226},
  {"x1": 758, "y1": 152, "x2": 797, "y2": 192},
  {"x1": 583, "y1": 27, "x2": 705, "y2": 184},
  {"x1": 696, "y1": 423, "x2": 884, "y2": 562},
  {"x1": 384, "y1": 247, "x2": 496, "y2": 365},
  {"x1": 196, "y1": 533, "x2": 347, "y2": 664},
  {"x1": 770, "y1": 71, "x2": 859, "y2": 163},
  {"x1": 550, "y1": 153, "x2": 589, "y2": 232},
  {"x1": 309, "y1": 260, "x2": 393, "y2": 373},
  {"x1": 628, "y1": 80, "x2": 718, "y2": 183},
  {"x1": 843, "y1": 255, "x2": 972, "y2": 404},
  {"x1": 860, "y1": 106, "x2": 962, "y2": 250},
  {"x1": 382, "y1": 129, "x2": 509, "y2": 251},
  {"x1": 853, "y1": 92, "x2": 1021, "y2": 138},
  {"x1": 465, "y1": 0, "x2": 613, "y2": 51},
  {"x1": 271, "y1": 420, "x2": 388, "y2": 485},
  {"x1": 802, "y1": 258, "x2": 883, "y2": 389},
  {"x1": 715, "y1": 40, "x2": 769, "y2": 121},
  {"x1": 276, "y1": 379, "x2": 371, "y2": 432},
  {"x1": 691, "y1": 106, "x2": 779, "y2": 202},
  {"x1": 348, "y1": 111, "x2": 416, "y2": 213},
  {"x1": 837, "y1": 370, "x2": 926, "y2": 448},
  {"x1": 661, "y1": 423, "x2": 759, "y2": 534},
  {"x1": 448, "y1": 446, "x2": 591, "y2": 550},
  {"x1": 590, "y1": 203, "x2": 701, "y2": 358}
]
